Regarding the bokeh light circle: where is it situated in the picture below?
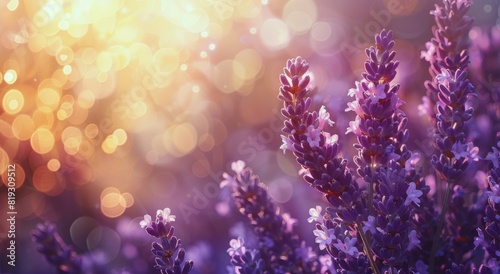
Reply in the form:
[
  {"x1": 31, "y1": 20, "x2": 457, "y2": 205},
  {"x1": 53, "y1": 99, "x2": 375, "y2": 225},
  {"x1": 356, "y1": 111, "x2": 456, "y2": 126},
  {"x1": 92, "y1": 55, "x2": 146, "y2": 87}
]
[
  {"x1": 30, "y1": 128, "x2": 55, "y2": 154},
  {"x1": 2, "y1": 89, "x2": 24, "y2": 115}
]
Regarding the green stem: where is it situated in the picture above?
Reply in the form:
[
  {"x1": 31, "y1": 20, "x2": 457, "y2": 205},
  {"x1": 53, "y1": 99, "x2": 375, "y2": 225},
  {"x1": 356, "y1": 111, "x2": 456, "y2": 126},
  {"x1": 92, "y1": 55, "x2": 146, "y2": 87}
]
[
  {"x1": 429, "y1": 180, "x2": 452, "y2": 274},
  {"x1": 357, "y1": 226, "x2": 380, "y2": 274}
]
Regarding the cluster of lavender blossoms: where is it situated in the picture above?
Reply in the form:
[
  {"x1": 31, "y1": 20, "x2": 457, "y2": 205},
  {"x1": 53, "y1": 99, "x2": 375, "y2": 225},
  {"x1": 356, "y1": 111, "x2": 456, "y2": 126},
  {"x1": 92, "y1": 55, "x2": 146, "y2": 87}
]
[
  {"x1": 424, "y1": 0, "x2": 478, "y2": 184},
  {"x1": 32, "y1": 223, "x2": 83, "y2": 274},
  {"x1": 278, "y1": 29, "x2": 425, "y2": 273},
  {"x1": 221, "y1": 160, "x2": 320, "y2": 273},
  {"x1": 139, "y1": 208, "x2": 194, "y2": 274}
]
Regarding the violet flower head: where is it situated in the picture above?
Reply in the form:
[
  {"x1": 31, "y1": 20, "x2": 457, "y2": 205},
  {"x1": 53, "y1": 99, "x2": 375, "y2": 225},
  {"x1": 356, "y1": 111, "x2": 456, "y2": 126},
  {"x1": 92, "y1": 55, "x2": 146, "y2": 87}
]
[
  {"x1": 346, "y1": 29, "x2": 409, "y2": 175},
  {"x1": 140, "y1": 208, "x2": 194, "y2": 274},
  {"x1": 475, "y1": 143, "x2": 500, "y2": 272},
  {"x1": 469, "y1": 26, "x2": 500, "y2": 153},
  {"x1": 278, "y1": 56, "x2": 364, "y2": 218},
  {"x1": 221, "y1": 161, "x2": 319, "y2": 273},
  {"x1": 279, "y1": 56, "x2": 375, "y2": 273},
  {"x1": 421, "y1": 0, "x2": 474, "y2": 124},
  {"x1": 345, "y1": 29, "x2": 425, "y2": 272},
  {"x1": 420, "y1": 0, "x2": 477, "y2": 183},
  {"x1": 430, "y1": 66, "x2": 477, "y2": 182},
  {"x1": 32, "y1": 222, "x2": 83, "y2": 274}
]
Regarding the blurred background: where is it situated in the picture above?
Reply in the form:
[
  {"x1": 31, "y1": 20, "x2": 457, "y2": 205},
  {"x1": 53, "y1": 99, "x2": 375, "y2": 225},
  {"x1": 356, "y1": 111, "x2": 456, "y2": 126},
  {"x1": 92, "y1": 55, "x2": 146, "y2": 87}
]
[{"x1": 0, "y1": 0, "x2": 498, "y2": 273}]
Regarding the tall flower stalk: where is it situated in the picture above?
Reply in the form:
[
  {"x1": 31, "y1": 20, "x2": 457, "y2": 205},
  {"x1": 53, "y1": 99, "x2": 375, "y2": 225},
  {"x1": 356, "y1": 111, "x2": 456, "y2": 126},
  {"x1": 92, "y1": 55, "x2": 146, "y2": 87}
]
[
  {"x1": 140, "y1": 208, "x2": 194, "y2": 274},
  {"x1": 420, "y1": 0, "x2": 474, "y2": 127},
  {"x1": 32, "y1": 222, "x2": 83, "y2": 274},
  {"x1": 221, "y1": 160, "x2": 319, "y2": 273},
  {"x1": 279, "y1": 55, "x2": 374, "y2": 273},
  {"x1": 475, "y1": 143, "x2": 500, "y2": 272},
  {"x1": 346, "y1": 29, "x2": 424, "y2": 272},
  {"x1": 420, "y1": 1, "x2": 477, "y2": 271}
]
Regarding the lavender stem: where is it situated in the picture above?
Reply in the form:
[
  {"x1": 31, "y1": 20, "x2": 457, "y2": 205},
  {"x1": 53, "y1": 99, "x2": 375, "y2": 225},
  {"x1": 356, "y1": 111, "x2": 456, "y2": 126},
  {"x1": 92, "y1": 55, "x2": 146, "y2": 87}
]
[
  {"x1": 357, "y1": 225, "x2": 381, "y2": 274},
  {"x1": 429, "y1": 181, "x2": 452, "y2": 274}
]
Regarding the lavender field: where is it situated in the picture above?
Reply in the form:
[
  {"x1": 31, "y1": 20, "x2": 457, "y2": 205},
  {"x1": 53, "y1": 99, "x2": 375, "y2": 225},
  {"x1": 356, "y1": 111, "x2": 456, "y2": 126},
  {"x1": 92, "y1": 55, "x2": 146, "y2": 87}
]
[{"x1": 1, "y1": 0, "x2": 500, "y2": 273}]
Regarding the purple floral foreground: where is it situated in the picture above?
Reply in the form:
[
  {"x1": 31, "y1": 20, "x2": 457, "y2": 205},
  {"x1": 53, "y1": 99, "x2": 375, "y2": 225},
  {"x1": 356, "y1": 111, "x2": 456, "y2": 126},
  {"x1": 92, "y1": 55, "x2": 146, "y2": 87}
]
[
  {"x1": 32, "y1": 223, "x2": 83, "y2": 274},
  {"x1": 140, "y1": 208, "x2": 194, "y2": 274},
  {"x1": 30, "y1": 0, "x2": 500, "y2": 273}
]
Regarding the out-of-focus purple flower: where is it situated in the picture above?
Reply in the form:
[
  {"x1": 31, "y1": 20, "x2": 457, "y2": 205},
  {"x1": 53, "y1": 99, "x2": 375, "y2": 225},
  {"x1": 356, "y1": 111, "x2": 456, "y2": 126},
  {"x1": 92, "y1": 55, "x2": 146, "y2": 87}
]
[
  {"x1": 307, "y1": 206, "x2": 323, "y2": 224},
  {"x1": 318, "y1": 105, "x2": 334, "y2": 130},
  {"x1": 222, "y1": 161, "x2": 320, "y2": 273},
  {"x1": 229, "y1": 248, "x2": 265, "y2": 274},
  {"x1": 318, "y1": 255, "x2": 336, "y2": 274},
  {"x1": 279, "y1": 135, "x2": 297, "y2": 154},
  {"x1": 489, "y1": 143, "x2": 500, "y2": 186},
  {"x1": 345, "y1": 116, "x2": 361, "y2": 135},
  {"x1": 407, "y1": 230, "x2": 422, "y2": 251},
  {"x1": 282, "y1": 213, "x2": 298, "y2": 233},
  {"x1": 405, "y1": 182, "x2": 424, "y2": 207},
  {"x1": 476, "y1": 143, "x2": 500, "y2": 270},
  {"x1": 227, "y1": 237, "x2": 246, "y2": 257},
  {"x1": 451, "y1": 142, "x2": 479, "y2": 161},
  {"x1": 474, "y1": 228, "x2": 488, "y2": 250},
  {"x1": 295, "y1": 241, "x2": 317, "y2": 264},
  {"x1": 415, "y1": 260, "x2": 429, "y2": 274},
  {"x1": 421, "y1": 42, "x2": 436, "y2": 62},
  {"x1": 418, "y1": 96, "x2": 433, "y2": 117},
  {"x1": 332, "y1": 237, "x2": 359, "y2": 258},
  {"x1": 32, "y1": 222, "x2": 83, "y2": 274},
  {"x1": 304, "y1": 125, "x2": 322, "y2": 148},
  {"x1": 485, "y1": 145, "x2": 500, "y2": 169},
  {"x1": 139, "y1": 208, "x2": 193, "y2": 274},
  {"x1": 313, "y1": 225, "x2": 336, "y2": 250},
  {"x1": 422, "y1": 0, "x2": 474, "y2": 126},
  {"x1": 220, "y1": 172, "x2": 236, "y2": 188},
  {"x1": 468, "y1": 26, "x2": 500, "y2": 153},
  {"x1": 231, "y1": 160, "x2": 246, "y2": 174},
  {"x1": 140, "y1": 214, "x2": 153, "y2": 229},
  {"x1": 405, "y1": 152, "x2": 421, "y2": 171},
  {"x1": 362, "y1": 216, "x2": 376, "y2": 234}
]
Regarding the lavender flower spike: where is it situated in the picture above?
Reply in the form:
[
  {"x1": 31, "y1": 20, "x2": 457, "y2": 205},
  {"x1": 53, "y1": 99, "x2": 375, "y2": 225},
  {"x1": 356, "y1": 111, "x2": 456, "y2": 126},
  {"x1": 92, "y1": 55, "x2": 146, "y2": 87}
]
[
  {"x1": 347, "y1": 29, "x2": 426, "y2": 272},
  {"x1": 226, "y1": 236, "x2": 265, "y2": 274},
  {"x1": 221, "y1": 161, "x2": 319, "y2": 273},
  {"x1": 346, "y1": 29, "x2": 409, "y2": 176},
  {"x1": 32, "y1": 222, "x2": 83, "y2": 274},
  {"x1": 431, "y1": 68, "x2": 478, "y2": 182},
  {"x1": 279, "y1": 57, "x2": 373, "y2": 272},
  {"x1": 420, "y1": 0, "x2": 477, "y2": 183},
  {"x1": 140, "y1": 208, "x2": 194, "y2": 274},
  {"x1": 475, "y1": 143, "x2": 500, "y2": 272},
  {"x1": 420, "y1": 0, "x2": 474, "y2": 124}
]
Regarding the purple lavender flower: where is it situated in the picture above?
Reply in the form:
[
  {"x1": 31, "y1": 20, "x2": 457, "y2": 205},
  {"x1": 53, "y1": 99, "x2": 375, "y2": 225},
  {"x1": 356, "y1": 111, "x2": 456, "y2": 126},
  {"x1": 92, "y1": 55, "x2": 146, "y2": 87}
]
[
  {"x1": 32, "y1": 222, "x2": 83, "y2": 274},
  {"x1": 430, "y1": 68, "x2": 477, "y2": 182},
  {"x1": 420, "y1": 1, "x2": 479, "y2": 271},
  {"x1": 278, "y1": 56, "x2": 365, "y2": 224},
  {"x1": 347, "y1": 29, "x2": 424, "y2": 272},
  {"x1": 474, "y1": 143, "x2": 500, "y2": 272},
  {"x1": 420, "y1": 0, "x2": 477, "y2": 183},
  {"x1": 278, "y1": 55, "x2": 372, "y2": 273},
  {"x1": 468, "y1": 25, "x2": 500, "y2": 154},
  {"x1": 226, "y1": 237, "x2": 265, "y2": 274},
  {"x1": 346, "y1": 29, "x2": 409, "y2": 174},
  {"x1": 344, "y1": 33, "x2": 426, "y2": 272},
  {"x1": 140, "y1": 208, "x2": 194, "y2": 274},
  {"x1": 221, "y1": 161, "x2": 319, "y2": 273},
  {"x1": 421, "y1": 0, "x2": 474, "y2": 125}
]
